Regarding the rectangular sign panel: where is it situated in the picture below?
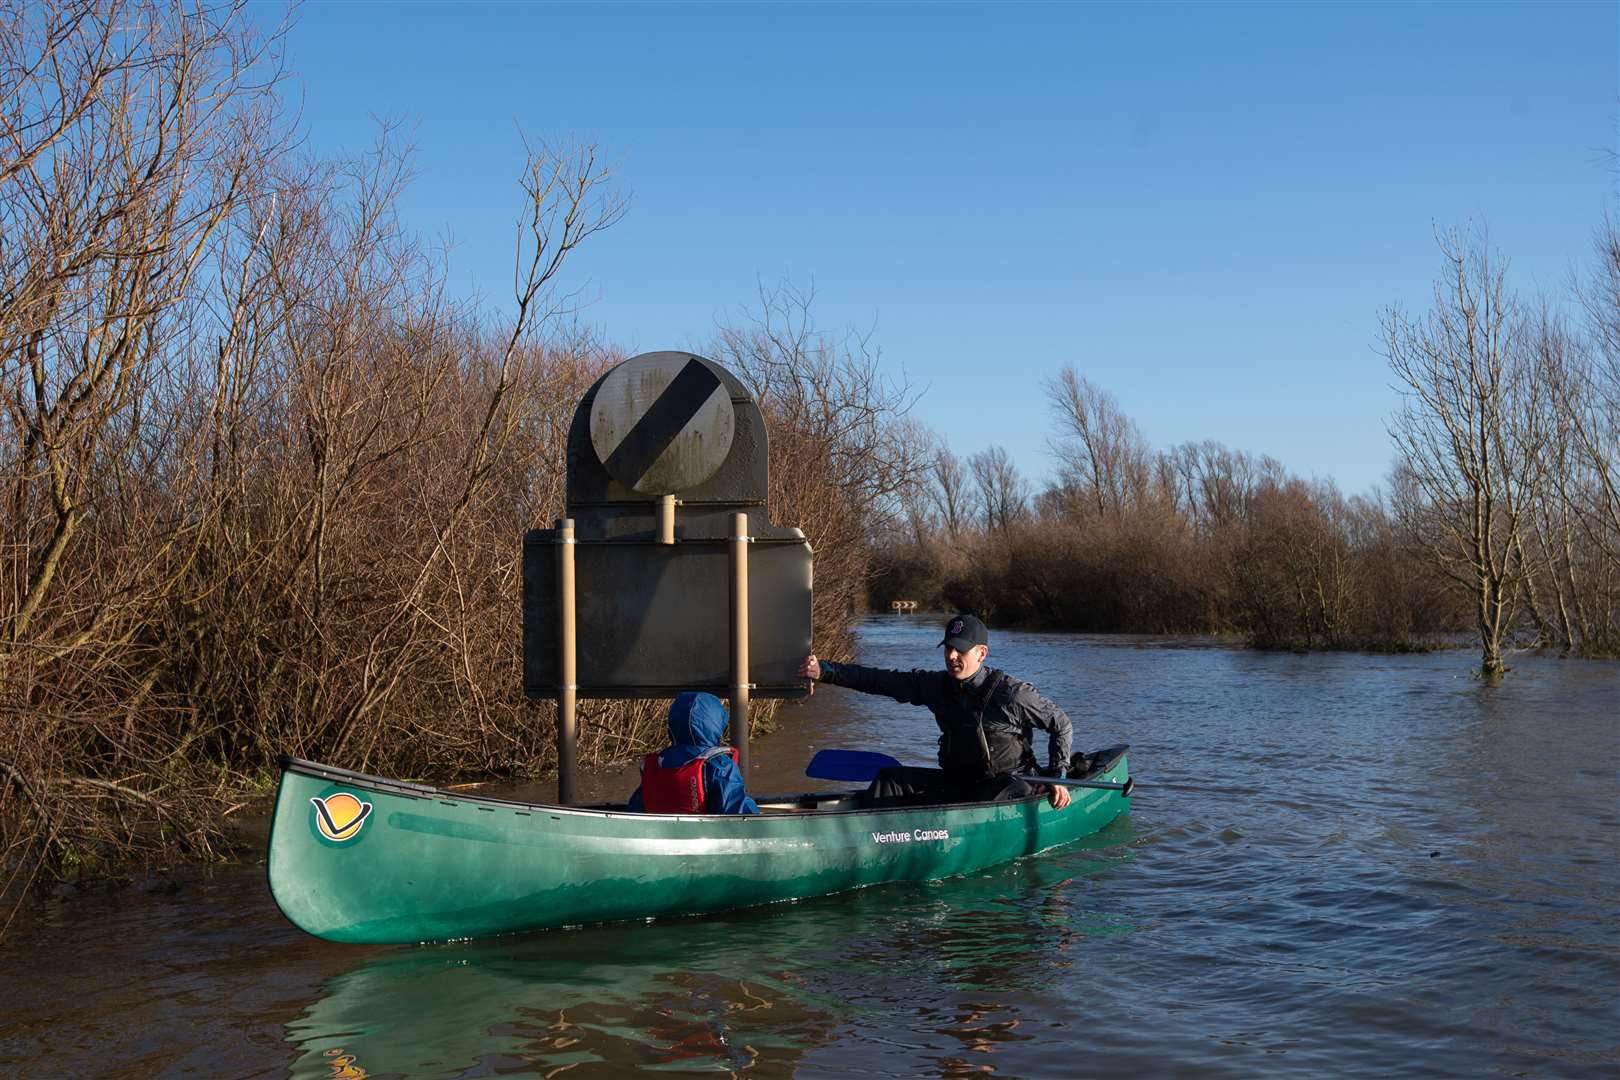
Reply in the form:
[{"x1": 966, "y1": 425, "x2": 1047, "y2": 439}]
[{"x1": 523, "y1": 532, "x2": 813, "y2": 699}]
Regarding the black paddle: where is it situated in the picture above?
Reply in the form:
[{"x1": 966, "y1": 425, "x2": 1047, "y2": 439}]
[{"x1": 805, "y1": 748, "x2": 1133, "y2": 795}]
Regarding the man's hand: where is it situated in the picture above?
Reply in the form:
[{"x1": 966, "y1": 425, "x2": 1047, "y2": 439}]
[
  {"x1": 1046, "y1": 783, "x2": 1071, "y2": 810},
  {"x1": 798, "y1": 654, "x2": 821, "y2": 681}
]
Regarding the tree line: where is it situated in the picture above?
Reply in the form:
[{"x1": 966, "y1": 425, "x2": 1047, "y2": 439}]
[{"x1": 870, "y1": 226, "x2": 1620, "y2": 675}]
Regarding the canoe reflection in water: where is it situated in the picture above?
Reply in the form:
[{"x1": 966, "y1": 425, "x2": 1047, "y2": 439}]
[
  {"x1": 283, "y1": 826, "x2": 1136, "y2": 1079},
  {"x1": 283, "y1": 908, "x2": 835, "y2": 1078}
]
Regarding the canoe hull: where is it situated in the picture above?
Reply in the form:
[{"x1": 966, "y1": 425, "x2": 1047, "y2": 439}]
[{"x1": 267, "y1": 750, "x2": 1131, "y2": 944}]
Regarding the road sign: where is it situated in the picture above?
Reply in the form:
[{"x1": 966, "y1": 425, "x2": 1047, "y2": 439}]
[
  {"x1": 523, "y1": 535, "x2": 812, "y2": 698},
  {"x1": 527, "y1": 350, "x2": 813, "y2": 800},
  {"x1": 589, "y1": 353, "x2": 736, "y2": 495}
]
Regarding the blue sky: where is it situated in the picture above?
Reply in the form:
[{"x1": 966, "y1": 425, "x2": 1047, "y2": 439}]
[{"x1": 271, "y1": 1, "x2": 1616, "y2": 498}]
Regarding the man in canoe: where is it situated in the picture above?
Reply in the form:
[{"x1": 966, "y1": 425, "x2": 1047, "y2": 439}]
[
  {"x1": 628, "y1": 691, "x2": 760, "y2": 814},
  {"x1": 798, "y1": 613, "x2": 1074, "y2": 808}
]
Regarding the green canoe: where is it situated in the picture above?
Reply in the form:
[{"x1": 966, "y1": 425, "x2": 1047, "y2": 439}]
[{"x1": 267, "y1": 746, "x2": 1132, "y2": 945}]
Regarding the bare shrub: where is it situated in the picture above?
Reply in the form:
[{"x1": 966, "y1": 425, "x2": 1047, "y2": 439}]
[
  {"x1": 0, "y1": 1, "x2": 635, "y2": 918},
  {"x1": 1346, "y1": 483, "x2": 1461, "y2": 649},
  {"x1": 1, "y1": 0, "x2": 294, "y2": 910},
  {"x1": 1230, "y1": 480, "x2": 1356, "y2": 649}
]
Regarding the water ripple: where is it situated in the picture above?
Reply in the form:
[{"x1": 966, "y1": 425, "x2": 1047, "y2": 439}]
[{"x1": 1, "y1": 623, "x2": 1616, "y2": 1078}]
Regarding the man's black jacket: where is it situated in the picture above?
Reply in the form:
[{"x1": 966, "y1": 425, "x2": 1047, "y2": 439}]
[{"x1": 817, "y1": 661, "x2": 1073, "y2": 778}]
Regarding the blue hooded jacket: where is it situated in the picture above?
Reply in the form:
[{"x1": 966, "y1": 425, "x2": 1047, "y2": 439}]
[{"x1": 627, "y1": 692, "x2": 759, "y2": 814}]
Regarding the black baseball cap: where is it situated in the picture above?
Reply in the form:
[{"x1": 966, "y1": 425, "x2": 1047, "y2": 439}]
[{"x1": 939, "y1": 613, "x2": 988, "y2": 652}]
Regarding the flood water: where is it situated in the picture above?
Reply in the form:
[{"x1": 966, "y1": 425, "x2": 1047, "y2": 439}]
[{"x1": 2, "y1": 616, "x2": 1617, "y2": 1078}]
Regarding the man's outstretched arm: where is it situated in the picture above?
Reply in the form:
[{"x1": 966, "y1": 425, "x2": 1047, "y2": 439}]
[{"x1": 799, "y1": 654, "x2": 936, "y2": 706}]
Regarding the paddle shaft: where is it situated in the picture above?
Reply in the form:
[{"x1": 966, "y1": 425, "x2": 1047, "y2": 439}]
[
  {"x1": 806, "y1": 750, "x2": 1132, "y2": 796},
  {"x1": 1012, "y1": 773, "x2": 1133, "y2": 794}
]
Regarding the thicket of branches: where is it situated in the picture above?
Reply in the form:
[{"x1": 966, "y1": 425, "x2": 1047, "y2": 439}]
[
  {"x1": 0, "y1": 1, "x2": 918, "y2": 911},
  {"x1": 873, "y1": 413, "x2": 1458, "y2": 652},
  {"x1": 0, "y1": 0, "x2": 617, "y2": 904},
  {"x1": 873, "y1": 226, "x2": 1619, "y2": 667}
]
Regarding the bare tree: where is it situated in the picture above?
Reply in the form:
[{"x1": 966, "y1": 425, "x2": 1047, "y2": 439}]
[
  {"x1": 1572, "y1": 220, "x2": 1620, "y2": 563},
  {"x1": 929, "y1": 446, "x2": 973, "y2": 543},
  {"x1": 1044, "y1": 365, "x2": 1152, "y2": 519},
  {"x1": 1384, "y1": 228, "x2": 1535, "y2": 676},
  {"x1": 970, "y1": 445, "x2": 1026, "y2": 534},
  {"x1": 1530, "y1": 219, "x2": 1620, "y2": 654}
]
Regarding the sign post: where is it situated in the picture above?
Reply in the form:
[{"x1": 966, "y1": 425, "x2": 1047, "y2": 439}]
[
  {"x1": 524, "y1": 353, "x2": 813, "y2": 803},
  {"x1": 730, "y1": 511, "x2": 750, "y2": 775},
  {"x1": 555, "y1": 517, "x2": 577, "y2": 806}
]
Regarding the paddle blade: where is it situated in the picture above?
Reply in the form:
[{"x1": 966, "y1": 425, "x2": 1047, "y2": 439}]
[{"x1": 805, "y1": 749, "x2": 904, "y2": 782}]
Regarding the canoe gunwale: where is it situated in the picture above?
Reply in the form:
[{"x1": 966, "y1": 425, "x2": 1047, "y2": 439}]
[{"x1": 276, "y1": 745, "x2": 1129, "y2": 822}]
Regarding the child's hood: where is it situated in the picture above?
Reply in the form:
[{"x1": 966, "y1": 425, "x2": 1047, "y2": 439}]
[{"x1": 667, "y1": 691, "x2": 726, "y2": 748}]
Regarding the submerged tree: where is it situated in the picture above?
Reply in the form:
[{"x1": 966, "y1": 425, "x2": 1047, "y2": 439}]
[{"x1": 1383, "y1": 229, "x2": 1536, "y2": 677}]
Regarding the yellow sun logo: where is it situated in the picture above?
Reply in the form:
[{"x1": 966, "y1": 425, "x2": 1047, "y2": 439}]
[{"x1": 311, "y1": 793, "x2": 373, "y2": 842}]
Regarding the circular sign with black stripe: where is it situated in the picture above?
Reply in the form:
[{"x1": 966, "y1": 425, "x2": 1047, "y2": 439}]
[{"x1": 589, "y1": 352, "x2": 736, "y2": 494}]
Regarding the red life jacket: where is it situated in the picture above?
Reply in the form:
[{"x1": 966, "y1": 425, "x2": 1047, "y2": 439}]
[{"x1": 639, "y1": 746, "x2": 737, "y2": 813}]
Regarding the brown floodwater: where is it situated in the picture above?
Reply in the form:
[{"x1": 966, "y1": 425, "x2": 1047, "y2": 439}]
[{"x1": 2, "y1": 617, "x2": 1616, "y2": 1078}]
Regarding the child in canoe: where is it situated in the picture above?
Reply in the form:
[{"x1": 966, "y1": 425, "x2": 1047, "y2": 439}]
[{"x1": 628, "y1": 691, "x2": 759, "y2": 814}]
